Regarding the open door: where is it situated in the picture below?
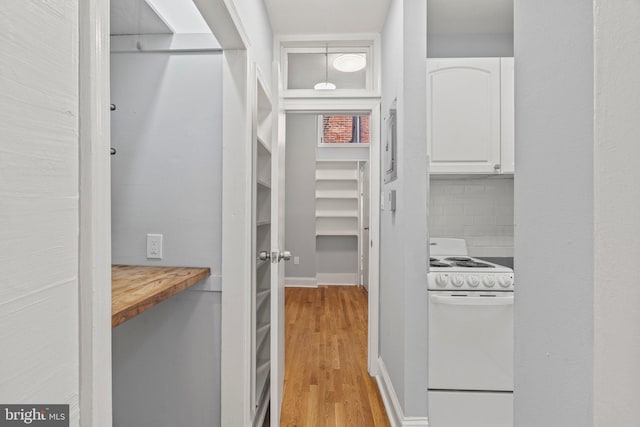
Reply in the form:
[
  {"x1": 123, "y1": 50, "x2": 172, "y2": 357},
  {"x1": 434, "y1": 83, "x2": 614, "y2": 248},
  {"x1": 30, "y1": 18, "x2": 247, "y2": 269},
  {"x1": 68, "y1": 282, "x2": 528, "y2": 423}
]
[
  {"x1": 360, "y1": 161, "x2": 370, "y2": 290},
  {"x1": 252, "y1": 65, "x2": 287, "y2": 427},
  {"x1": 269, "y1": 63, "x2": 287, "y2": 427}
]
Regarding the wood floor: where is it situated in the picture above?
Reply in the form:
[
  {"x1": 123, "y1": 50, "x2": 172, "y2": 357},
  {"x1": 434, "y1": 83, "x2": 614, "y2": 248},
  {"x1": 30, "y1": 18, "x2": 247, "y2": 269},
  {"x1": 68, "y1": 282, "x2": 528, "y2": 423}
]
[{"x1": 280, "y1": 286, "x2": 390, "y2": 427}]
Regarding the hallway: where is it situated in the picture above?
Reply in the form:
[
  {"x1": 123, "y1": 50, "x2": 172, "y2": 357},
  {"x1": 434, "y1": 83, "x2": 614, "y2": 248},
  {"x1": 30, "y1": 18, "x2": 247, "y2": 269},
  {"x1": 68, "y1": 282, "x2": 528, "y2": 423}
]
[{"x1": 280, "y1": 286, "x2": 390, "y2": 427}]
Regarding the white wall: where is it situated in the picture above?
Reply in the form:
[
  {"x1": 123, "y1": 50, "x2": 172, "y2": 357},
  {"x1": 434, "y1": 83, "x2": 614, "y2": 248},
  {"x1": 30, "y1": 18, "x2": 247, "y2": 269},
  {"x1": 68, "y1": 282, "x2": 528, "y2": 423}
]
[
  {"x1": 285, "y1": 114, "x2": 317, "y2": 279},
  {"x1": 0, "y1": 1, "x2": 80, "y2": 423},
  {"x1": 427, "y1": 33, "x2": 513, "y2": 58},
  {"x1": 112, "y1": 290, "x2": 221, "y2": 427},
  {"x1": 514, "y1": 1, "x2": 594, "y2": 425},
  {"x1": 110, "y1": 49, "x2": 223, "y2": 291},
  {"x1": 380, "y1": 0, "x2": 429, "y2": 419},
  {"x1": 110, "y1": 47, "x2": 223, "y2": 426},
  {"x1": 232, "y1": 0, "x2": 273, "y2": 82},
  {"x1": 429, "y1": 177, "x2": 514, "y2": 257},
  {"x1": 593, "y1": 1, "x2": 640, "y2": 424}
]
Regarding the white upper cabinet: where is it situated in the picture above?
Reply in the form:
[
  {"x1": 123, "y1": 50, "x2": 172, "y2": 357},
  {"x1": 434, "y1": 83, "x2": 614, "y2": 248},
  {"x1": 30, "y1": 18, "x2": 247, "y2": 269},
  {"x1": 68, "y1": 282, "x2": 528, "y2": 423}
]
[{"x1": 427, "y1": 57, "x2": 514, "y2": 174}]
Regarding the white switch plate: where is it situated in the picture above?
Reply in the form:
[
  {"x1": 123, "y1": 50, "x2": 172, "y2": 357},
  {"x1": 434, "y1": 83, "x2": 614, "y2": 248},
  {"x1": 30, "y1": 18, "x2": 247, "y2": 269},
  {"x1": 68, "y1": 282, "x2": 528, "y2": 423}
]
[
  {"x1": 147, "y1": 234, "x2": 163, "y2": 259},
  {"x1": 294, "y1": 256, "x2": 300, "y2": 265}
]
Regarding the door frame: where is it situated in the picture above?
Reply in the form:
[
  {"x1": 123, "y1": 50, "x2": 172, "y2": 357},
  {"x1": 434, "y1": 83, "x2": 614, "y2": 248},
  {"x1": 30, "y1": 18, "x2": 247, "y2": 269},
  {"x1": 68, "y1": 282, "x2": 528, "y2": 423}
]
[
  {"x1": 79, "y1": 0, "x2": 254, "y2": 425},
  {"x1": 78, "y1": 1, "x2": 112, "y2": 425},
  {"x1": 281, "y1": 97, "x2": 382, "y2": 375}
]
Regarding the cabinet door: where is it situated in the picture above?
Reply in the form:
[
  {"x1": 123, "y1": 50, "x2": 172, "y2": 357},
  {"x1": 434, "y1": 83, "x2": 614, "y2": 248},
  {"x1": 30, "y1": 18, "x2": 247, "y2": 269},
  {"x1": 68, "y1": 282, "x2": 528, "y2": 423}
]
[{"x1": 427, "y1": 58, "x2": 501, "y2": 174}]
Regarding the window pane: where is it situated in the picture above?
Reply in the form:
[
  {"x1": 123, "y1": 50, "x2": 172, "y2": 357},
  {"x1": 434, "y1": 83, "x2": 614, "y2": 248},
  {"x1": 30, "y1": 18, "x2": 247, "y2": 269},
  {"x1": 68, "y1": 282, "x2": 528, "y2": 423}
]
[
  {"x1": 322, "y1": 115, "x2": 370, "y2": 144},
  {"x1": 287, "y1": 52, "x2": 367, "y2": 90}
]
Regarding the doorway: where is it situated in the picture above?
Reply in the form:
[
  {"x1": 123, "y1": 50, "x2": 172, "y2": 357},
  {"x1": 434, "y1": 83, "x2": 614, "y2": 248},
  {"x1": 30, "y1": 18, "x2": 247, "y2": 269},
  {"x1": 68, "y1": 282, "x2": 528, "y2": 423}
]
[
  {"x1": 278, "y1": 99, "x2": 381, "y2": 371},
  {"x1": 284, "y1": 113, "x2": 370, "y2": 288},
  {"x1": 278, "y1": 103, "x2": 382, "y2": 422}
]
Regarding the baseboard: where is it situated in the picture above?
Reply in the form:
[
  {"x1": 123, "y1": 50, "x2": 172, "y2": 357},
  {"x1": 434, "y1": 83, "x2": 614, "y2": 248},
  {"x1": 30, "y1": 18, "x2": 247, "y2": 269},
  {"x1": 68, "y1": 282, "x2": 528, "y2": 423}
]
[
  {"x1": 316, "y1": 273, "x2": 358, "y2": 286},
  {"x1": 376, "y1": 357, "x2": 430, "y2": 427},
  {"x1": 285, "y1": 276, "x2": 318, "y2": 288}
]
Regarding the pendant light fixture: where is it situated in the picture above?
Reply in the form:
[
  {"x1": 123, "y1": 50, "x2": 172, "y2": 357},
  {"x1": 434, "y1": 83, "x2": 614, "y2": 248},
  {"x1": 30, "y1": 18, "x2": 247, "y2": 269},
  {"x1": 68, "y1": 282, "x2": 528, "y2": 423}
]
[{"x1": 314, "y1": 45, "x2": 336, "y2": 91}]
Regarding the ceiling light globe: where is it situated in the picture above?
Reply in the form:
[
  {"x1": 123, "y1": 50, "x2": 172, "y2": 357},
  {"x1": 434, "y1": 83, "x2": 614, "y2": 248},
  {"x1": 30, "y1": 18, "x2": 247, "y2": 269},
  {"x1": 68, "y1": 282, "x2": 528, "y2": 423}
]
[
  {"x1": 333, "y1": 54, "x2": 366, "y2": 72},
  {"x1": 314, "y1": 82, "x2": 337, "y2": 90}
]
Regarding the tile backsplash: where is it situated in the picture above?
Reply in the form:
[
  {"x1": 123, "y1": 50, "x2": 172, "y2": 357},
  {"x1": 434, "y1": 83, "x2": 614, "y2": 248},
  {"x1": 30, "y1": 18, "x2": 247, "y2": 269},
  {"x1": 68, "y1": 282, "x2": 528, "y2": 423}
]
[{"x1": 429, "y1": 177, "x2": 514, "y2": 257}]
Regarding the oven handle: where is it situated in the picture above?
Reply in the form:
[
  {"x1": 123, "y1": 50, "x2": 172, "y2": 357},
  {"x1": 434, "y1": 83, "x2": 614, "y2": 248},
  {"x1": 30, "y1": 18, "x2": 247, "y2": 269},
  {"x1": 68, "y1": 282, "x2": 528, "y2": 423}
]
[{"x1": 430, "y1": 294, "x2": 514, "y2": 306}]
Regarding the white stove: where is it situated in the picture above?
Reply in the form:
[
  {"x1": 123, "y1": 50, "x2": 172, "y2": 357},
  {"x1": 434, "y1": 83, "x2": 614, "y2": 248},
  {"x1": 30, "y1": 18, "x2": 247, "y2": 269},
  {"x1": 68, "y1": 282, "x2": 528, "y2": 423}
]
[
  {"x1": 428, "y1": 238, "x2": 514, "y2": 291},
  {"x1": 427, "y1": 238, "x2": 514, "y2": 427}
]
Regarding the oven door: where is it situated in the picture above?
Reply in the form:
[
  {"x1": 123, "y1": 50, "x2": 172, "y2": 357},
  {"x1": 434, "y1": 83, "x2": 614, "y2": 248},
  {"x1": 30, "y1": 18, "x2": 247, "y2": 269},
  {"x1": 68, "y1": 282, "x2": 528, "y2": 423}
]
[{"x1": 428, "y1": 290, "x2": 514, "y2": 391}]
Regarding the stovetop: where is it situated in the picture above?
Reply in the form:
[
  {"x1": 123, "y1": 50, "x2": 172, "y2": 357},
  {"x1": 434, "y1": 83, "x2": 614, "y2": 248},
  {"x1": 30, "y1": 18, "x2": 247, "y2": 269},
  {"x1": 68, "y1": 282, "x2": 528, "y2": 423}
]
[
  {"x1": 430, "y1": 256, "x2": 498, "y2": 269},
  {"x1": 428, "y1": 238, "x2": 514, "y2": 290}
]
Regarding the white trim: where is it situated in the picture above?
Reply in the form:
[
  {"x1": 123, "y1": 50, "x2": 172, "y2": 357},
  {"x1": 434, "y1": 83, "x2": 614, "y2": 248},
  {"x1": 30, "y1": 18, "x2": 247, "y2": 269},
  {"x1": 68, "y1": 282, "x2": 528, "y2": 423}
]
[
  {"x1": 282, "y1": 97, "x2": 381, "y2": 112},
  {"x1": 376, "y1": 357, "x2": 403, "y2": 427},
  {"x1": 317, "y1": 273, "x2": 358, "y2": 286},
  {"x1": 275, "y1": 34, "x2": 381, "y2": 98},
  {"x1": 78, "y1": 0, "x2": 113, "y2": 425},
  {"x1": 220, "y1": 49, "x2": 253, "y2": 427},
  {"x1": 110, "y1": 34, "x2": 221, "y2": 52},
  {"x1": 367, "y1": 103, "x2": 381, "y2": 376},
  {"x1": 193, "y1": 0, "x2": 248, "y2": 49},
  {"x1": 285, "y1": 277, "x2": 318, "y2": 288},
  {"x1": 376, "y1": 358, "x2": 430, "y2": 427}
]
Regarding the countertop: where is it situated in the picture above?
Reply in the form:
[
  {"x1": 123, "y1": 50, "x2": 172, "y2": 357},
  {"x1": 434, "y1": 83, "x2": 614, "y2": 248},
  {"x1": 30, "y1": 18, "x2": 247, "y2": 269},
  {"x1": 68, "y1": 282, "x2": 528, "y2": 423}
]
[{"x1": 112, "y1": 265, "x2": 211, "y2": 328}]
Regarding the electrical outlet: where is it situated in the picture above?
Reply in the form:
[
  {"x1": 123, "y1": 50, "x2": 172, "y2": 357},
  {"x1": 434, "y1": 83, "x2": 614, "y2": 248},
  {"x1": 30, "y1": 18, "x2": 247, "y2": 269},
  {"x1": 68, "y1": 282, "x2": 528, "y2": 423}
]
[
  {"x1": 147, "y1": 234, "x2": 163, "y2": 259},
  {"x1": 294, "y1": 256, "x2": 300, "y2": 265}
]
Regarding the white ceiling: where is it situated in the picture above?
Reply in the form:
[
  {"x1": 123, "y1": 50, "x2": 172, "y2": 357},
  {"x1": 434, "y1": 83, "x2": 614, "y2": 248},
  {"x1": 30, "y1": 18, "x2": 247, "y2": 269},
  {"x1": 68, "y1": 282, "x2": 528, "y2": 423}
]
[
  {"x1": 111, "y1": 0, "x2": 172, "y2": 35},
  {"x1": 110, "y1": 0, "x2": 212, "y2": 36},
  {"x1": 264, "y1": 0, "x2": 391, "y2": 35},
  {"x1": 427, "y1": 0, "x2": 513, "y2": 34}
]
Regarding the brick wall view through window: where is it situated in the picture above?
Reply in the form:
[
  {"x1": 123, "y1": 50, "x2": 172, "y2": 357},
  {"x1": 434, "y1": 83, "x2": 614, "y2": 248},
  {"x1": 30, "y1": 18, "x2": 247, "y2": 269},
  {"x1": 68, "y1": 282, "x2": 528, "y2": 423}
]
[{"x1": 321, "y1": 115, "x2": 370, "y2": 144}]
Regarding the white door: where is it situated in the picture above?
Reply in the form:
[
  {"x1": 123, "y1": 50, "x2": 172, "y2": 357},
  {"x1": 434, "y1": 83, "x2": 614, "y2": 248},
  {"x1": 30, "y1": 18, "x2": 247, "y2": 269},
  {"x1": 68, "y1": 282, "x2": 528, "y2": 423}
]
[
  {"x1": 270, "y1": 64, "x2": 287, "y2": 427},
  {"x1": 427, "y1": 58, "x2": 502, "y2": 174},
  {"x1": 360, "y1": 162, "x2": 370, "y2": 290}
]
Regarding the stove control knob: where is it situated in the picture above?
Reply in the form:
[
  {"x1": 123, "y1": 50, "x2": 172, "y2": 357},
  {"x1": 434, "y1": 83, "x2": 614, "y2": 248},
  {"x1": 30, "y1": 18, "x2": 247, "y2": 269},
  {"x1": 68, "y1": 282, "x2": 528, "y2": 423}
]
[
  {"x1": 435, "y1": 274, "x2": 449, "y2": 287},
  {"x1": 467, "y1": 275, "x2": 480, "y2": 287},
  {"x1": 499, "y1": 274, "x2": 514, "y2": 288},
  {"x1": 483, "y1": 275, "x2": 496, "y2": 288},
  {"x1": 451, "y1": 274, "x2": 464, "y2": 287}
]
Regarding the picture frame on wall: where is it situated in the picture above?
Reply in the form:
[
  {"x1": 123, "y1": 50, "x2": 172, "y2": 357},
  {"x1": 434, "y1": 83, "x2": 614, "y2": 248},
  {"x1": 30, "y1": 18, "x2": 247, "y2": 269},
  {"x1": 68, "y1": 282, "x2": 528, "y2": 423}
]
[{"x1": 384, "y1": 99, "x2": 397, "y2": 183}]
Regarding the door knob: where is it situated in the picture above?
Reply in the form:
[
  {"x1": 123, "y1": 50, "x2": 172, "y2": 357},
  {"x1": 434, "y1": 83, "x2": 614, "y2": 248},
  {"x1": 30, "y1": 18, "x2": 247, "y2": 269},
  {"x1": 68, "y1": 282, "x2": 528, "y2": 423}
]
[
  {"x1": 258, "y1": 251, "x2": 270, "y2": 261},
  {"x1": 278, "y1": 251, "x2": 292, "y2": 261}
]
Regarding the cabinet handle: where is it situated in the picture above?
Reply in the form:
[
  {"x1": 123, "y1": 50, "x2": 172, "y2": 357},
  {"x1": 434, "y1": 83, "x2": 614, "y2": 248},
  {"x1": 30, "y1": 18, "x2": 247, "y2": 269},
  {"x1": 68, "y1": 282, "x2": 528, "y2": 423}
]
[{"x1": 493, "y1": 164, "x2": 501, "y2": 171}]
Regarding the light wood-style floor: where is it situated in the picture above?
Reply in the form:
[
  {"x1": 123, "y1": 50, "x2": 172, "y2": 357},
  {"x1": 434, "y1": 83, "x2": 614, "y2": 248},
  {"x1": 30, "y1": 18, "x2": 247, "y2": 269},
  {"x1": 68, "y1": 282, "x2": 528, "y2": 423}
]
[{"x1": 280, "y1": 286, "x2": 390, "y2": 427}]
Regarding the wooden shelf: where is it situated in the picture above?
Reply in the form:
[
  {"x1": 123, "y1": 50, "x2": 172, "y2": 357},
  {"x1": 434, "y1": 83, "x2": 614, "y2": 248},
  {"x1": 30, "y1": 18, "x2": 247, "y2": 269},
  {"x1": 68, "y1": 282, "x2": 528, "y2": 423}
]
[
  {"x1": 257, "y1": 135, "x2": 271, "y2": 153},
  {"x1": 257, "y1": 178, "x2": 271, "y2": 189},
  {"x1": 315, "y1": 192, "x2": 359, "y2": 199},
  {"x1": 256, "y1": 323, "x2": 270, "y2": 350},
  {"x1": 111, "y1": 265, "x2": 210, "y2": 328},
  {"x1": 316, "y1": 231, "x2": 358, "y2": 236},
  {"x1": 315, "y1": 176, "x2": 358, "y2": 182},
  {"x1": 257, "y1": 288, "x2": 270, "y2": 310},
  {"x1": 316, "y1": 210, "x2": 358, "y2": 218}
]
